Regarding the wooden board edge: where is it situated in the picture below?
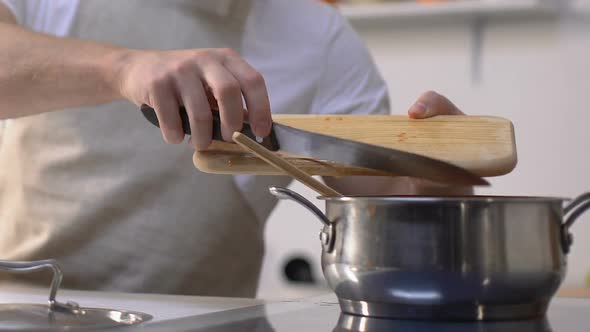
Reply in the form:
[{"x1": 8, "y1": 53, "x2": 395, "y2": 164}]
[{"x1": 272, "y1": 114, "x2": 514, "y2": 124}]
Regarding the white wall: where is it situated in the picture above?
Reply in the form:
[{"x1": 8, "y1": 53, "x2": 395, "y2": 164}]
[{"x1": 259, "y1": 1, "x2": 590, "y2": 299}]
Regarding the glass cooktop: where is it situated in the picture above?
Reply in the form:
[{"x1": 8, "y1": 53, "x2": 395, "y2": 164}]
[{"x1": 117, "y1": 295, "x2": 590, "y2": 332}]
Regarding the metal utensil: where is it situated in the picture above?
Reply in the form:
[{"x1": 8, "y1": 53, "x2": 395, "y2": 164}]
[
  {"x1": 0, "y1": 260, "x2": 151, "y2": 330},
  {"x1": 140, "y1": 105, "x2": 489, "y2": 186},
  {"x1": 269, "y1": 186, "x2": 590, "y2": 321},
  {"x1": 232, "y1": 132, "x2": 342, "y2": 197}
]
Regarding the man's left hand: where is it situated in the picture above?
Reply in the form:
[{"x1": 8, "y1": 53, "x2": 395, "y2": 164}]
[
  {"x1": 323, "y1": 90, "x2": 473, "y2": 196},
  {"x1": 408, "y1": 90, "x2": 464, "y2": 119}
]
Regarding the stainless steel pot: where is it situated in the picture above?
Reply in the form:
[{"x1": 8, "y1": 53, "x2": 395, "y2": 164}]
[{"x1": 269, "y1": 187, "x2": 590, "y2": 321}]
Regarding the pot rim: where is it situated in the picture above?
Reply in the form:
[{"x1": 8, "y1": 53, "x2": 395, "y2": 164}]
[{"x1": 318, "y1": 195, "x2": 569, "y2": 203}]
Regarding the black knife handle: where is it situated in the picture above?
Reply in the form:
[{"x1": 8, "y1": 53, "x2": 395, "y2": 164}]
[{"x1": 140, "y1": 104, "x2": 279, "y2": 151}]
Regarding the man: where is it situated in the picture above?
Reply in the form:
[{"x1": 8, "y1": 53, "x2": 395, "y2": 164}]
[{"x1": 0, "y1": 0, "x2": 466, "y2": 297}]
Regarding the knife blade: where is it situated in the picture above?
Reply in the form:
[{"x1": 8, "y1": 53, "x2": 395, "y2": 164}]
[{"x1": 140, "y1": 105, "x2": 489, "y2": 186}]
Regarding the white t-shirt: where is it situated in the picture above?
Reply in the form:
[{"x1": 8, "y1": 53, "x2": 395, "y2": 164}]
[
  {"x1": 2, "y1": 0, "x2": 241, "y2": 35},
  {"x1": 1, "y1": 0, "x2": 390, "y2": 219}
]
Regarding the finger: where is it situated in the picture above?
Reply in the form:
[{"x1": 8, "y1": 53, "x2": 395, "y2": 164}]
[
  {"x1": 176, "y1": 71, "x2": 212, "y2": 150},
  {"x1": 149, "y1": 78, "x2": 184, "y2": 144},
  {"x1": 201, "y1": 62, "x2": 244, "y2": 141},
  {"x1": 408, "y1": 90, "x2": 464, "y2": 119},
  {"x1": 222, "y1": 51, "x2": 272, "y2": 137}
]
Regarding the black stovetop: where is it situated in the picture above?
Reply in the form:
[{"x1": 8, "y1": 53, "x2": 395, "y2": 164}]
[{"x1": 122, "y1": 295, "x2": 590, "y2": 332}]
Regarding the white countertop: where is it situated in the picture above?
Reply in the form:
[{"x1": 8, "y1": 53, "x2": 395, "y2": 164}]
[
  {"x1": 0, "y1": 284, "x2": 269, "y2": 324},
  {"x1": 0, "y1": 283, "x2": 342, "y2": 331},
  {"x1": 2, "y1": 284, "x2": 590, "y2": 331}
]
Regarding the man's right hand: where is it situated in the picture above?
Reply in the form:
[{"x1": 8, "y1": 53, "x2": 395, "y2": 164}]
[
  {"x1": 114, "y1": 48, "x2": 272, "y2": 150},
  {"x1": 0, "y1": 4, "x2": 272, "y2": 150}
]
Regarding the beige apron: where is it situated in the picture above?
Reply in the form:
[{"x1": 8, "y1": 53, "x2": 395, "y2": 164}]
[{"x1": 0, "y1": 0, "x2": 267, "y2": 297}]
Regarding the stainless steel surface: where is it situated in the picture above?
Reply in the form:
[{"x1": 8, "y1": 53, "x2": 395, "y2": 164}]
[
  {"x1": 564, "y1": 192, "x2": 590, "y2": 228},
  {"x1": 0, "y1": 304, "x2": 151, "y2": 331},
  {"x1": 269, "y1": 187, "x2": 331, "y2": 226},
  {"x1": 0, "y1": 259, "x2": 152, "y2": 330},
  {"x1": 272, "y1": 123, "x2": 489, "y2": 186},
  {"x1": 1, "y1": 285, "x2": 588, "y2": 331},
  {"x1": 0, "y1": 259, "x2": 77, "y2": 313},
  {"x1": 333, "y1": 312, "x2": 554, "y2": 332},
  {"x1": 0, "y1": 285, "x2": 266, "y2": 325},
  {"x1": 109, "y1": 294, "x2": 590, "y2": 331},
  {"x1": 269, "y1": 187, "x2": 590, "y2": 320},
  {"x1": 269, "y1": 186, "x2": 336, "y2": 252}
]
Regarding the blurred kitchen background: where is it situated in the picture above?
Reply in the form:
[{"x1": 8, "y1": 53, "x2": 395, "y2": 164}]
[{"x1": 258, "y1": 0, "x2": 590, "y2": 300}]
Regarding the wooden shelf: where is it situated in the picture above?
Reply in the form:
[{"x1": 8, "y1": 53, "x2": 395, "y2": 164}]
[{"x1": 338, "y1": 0, "x2": 558, "y2": 21}]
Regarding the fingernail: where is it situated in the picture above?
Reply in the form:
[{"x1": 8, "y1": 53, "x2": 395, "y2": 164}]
[
  {"x1": 164, "y1": 132, "x2": 184, "y2": 145},
  {"x1": 195, "y1": 136, "x2": 211, "y2": 151},
  {"x1": 258, "y1": 121, "x2": 270, "y2": 136},
  {"x1": 252, "y1": 118, "x2": 270, "y2": 136},
  {"x1": 411, "y1": 102, "x2": 428, "y2": 116}
]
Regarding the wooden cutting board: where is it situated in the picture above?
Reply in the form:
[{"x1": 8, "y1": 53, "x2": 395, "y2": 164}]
[{"x1": 193, "y1": 114, "x2": 517, "y2": 177}]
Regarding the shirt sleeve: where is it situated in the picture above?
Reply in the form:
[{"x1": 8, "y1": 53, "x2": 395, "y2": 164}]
[
  {"x1": 1, "y1": 0, "x2": 27, "y2": 25},
  {"x1": 0, "y1": 0, "x2": 77, "y2": 35},
  {"x1": 309, "y1": 11, "x2": 390, "y2": 116}
]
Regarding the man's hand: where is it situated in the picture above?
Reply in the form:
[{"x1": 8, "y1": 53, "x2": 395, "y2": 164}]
[
  {"x1": 0, "y1": 9, "x2": 271, "y2": 151},
  {"x1": 116, "y1": 48, "x2": 271, "y2": 150},
  {"x1": 408, "y1": 90, "x2": 464, "y2": 118},
  {"x1": 405, "y1": 91, "x2": 473, "y2": 195},
  {"x1": 324, "y1": 90, "x2": 472, "y2": 196}
]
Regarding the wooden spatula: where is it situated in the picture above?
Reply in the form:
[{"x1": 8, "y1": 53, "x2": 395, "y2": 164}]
[{"x1": 232, "y1": 132, "x2": 342, "y2": 197}]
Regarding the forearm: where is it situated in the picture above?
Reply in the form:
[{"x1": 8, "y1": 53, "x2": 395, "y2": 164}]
[
  {"x1": 0, "y1": 17, "x2": 273, "y2": 150},
  {"x1": 0, "y1": 22, "x2": 127, "y2": 119}
]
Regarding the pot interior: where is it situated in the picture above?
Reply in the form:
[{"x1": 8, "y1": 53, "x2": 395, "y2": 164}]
[{"x1": 319, "y1": 195, "x2": 568, "y2": 203}]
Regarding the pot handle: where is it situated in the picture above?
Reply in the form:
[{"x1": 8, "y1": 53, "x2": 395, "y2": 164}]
[
  {"x1": 563, "y1": 192, "x2": 590, "y2": 229},
  {"x1": 269, "y1": 186, "x2": 331, "y2": 226},
  {"x1": 561, "y1": 192, "x2": 590, "y2": 254},
  {"x1": 0, "y1": 259, "x2": 81, "y2": 313}
]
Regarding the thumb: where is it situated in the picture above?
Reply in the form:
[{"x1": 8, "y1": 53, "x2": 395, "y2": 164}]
[{"x1": 408, "y1": 91, "x2": 464, "y2": 119}]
